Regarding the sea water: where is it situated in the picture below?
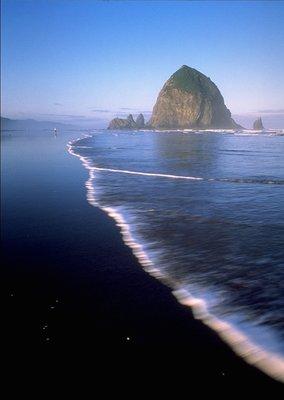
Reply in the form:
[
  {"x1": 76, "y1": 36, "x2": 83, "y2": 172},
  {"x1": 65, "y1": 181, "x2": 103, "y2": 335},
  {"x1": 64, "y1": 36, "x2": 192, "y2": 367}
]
[{"x1": 69, "y1": 130, "x2": 284, "y2": 378}]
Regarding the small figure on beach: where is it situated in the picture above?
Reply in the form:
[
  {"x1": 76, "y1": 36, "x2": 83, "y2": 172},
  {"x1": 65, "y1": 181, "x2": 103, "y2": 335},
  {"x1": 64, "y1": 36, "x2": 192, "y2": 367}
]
[{"x1": 53, "y1": 128, "x2": 58, "y2": 137}]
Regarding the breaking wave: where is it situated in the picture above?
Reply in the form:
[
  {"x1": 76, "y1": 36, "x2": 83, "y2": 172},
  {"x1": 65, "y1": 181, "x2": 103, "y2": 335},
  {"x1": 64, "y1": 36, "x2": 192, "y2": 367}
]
[{"x1": 83, "y1": 166, "x2": 284, "y2": 185}]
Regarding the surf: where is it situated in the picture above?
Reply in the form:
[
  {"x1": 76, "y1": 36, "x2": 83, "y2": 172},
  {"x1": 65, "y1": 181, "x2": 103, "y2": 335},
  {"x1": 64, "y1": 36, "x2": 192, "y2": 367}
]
[{"x1": 68, "y1": 137, "x2": 284, "y2": 382}]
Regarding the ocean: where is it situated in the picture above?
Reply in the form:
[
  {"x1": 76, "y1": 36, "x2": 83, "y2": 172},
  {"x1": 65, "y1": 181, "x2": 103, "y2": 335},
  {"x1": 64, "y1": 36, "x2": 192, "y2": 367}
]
[{"x1": 69, "y1": 129, "x2": 284, "y2": 370}]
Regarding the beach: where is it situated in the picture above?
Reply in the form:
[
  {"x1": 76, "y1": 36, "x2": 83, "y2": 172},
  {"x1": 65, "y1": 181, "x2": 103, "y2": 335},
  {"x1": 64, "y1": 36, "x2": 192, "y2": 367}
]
[{"x1": 1, "y1": 131, "x2": 282, "y2": 387}]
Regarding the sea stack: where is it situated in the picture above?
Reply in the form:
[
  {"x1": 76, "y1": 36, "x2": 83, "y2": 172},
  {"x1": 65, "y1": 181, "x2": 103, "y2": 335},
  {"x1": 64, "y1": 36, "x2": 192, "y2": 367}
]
[
  {"x1": 108, "y1": 113, "x2": 141, "y2": 130},
  {"x1": 149, "y1": 65, "x2": 240, "y2": 130},
  {"x1": 253, "y1": 117, "x2": 264, "y2": 130},
  {"x1": 136, "y1": 113, "x2": 145, "y2": 129}
]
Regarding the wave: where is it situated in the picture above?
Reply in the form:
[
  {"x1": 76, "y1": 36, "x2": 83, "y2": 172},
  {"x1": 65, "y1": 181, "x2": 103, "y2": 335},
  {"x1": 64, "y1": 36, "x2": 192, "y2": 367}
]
[
  {"x1": 69, "y1": 159, "x2": 284, "y2": 186},
  {"x1": 67, "y1": 138, "x2": 284, "y2": 382},
  {"x1": 109, "y1": 128, "x2": 284, "y2": 137},
  {"x1": 90, "y1": 166, "x2": 203, "y2": 181}
]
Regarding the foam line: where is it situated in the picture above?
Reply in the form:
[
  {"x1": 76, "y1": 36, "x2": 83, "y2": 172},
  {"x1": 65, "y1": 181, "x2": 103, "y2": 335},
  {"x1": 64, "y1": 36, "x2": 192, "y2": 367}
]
[
  {"x1": 91, "y1": 167, "x2": 203, "y2": 181},
  {"x1": 68, "y1": 140, "x2": 283, "y2": 185},
  {"x1": 67, "y1": 138, "x2": 284, "y2": 383},
  {"x1": 91, "y1": 167, "x2": 283, "y2": 185}
]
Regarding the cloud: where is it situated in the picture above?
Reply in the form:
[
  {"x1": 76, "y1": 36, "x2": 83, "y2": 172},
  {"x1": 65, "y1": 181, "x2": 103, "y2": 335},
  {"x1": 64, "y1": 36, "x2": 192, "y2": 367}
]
[
  {"x1": 40, "y1": 113, "x2": 88, "y2": 120},
  {"x1": 91, "y1": 109, "x2": 112, "y2": 113},
  {"x1": 90, "y1": 108, "x2": 152, "y2": 117},
  {"x1": 119, "y1": 107, "x2": 151, "y2": 113},
  {"x1": 140, "y1": 111, "x2": 152, "y2": 115},
  {"x1": 233, "y1": 109, "x2": 284, "y2": 118},
  {"x1": 53, "y1": 102, "x2": 63, "y2": 106},
  {"x1": 258, "y1": 109, "x2": 284, "y2": 114},
  {"x1": 114, "y1": 112, "x2": 152, "y2": 119}
]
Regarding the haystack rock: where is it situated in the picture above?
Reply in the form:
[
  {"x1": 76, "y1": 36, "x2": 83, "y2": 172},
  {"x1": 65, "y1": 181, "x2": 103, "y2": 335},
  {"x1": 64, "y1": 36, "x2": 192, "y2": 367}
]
[
  {"x1": 253, "y1": 117, "x2": 264, "y2": 130},
  {"x1": 149, "y1": 65, "x2": 241, "y2": 130}
]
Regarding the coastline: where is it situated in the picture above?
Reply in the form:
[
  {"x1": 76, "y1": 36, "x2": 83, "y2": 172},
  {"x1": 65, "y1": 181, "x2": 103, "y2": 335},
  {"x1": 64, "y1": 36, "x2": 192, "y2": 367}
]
[{"x1": 2, "y1": 132, "x2": 282, "y2": 386}]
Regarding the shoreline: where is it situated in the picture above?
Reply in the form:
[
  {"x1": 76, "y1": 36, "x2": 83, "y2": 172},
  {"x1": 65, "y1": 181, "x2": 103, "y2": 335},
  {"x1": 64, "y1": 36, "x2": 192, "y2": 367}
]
[
  {"x1": 106, "y1": 127, "x2": 283, "y2": 134},
  {"x1": 2, "y1": 132, "x2": 282, "y2": 386},
  {"x1": 69, "y1": 135, "x2": 284, "y2": 383}
]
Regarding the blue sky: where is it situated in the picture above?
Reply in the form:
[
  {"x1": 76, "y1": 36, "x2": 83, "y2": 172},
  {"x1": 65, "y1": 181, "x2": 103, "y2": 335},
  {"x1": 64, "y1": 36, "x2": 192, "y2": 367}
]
[{"x1": 1, "y1": 0, "x2": 284, "y2": 127}]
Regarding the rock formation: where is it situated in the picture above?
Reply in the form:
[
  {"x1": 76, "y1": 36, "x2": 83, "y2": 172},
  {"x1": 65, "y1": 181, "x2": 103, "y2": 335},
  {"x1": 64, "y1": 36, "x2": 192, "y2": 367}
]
[
  {"x1": 149, "y1": 65, "x2": 241, "y2": 130},
  {"x1": 136, "y1": 113, "x2": 145, "y2": 128},
  {"x1": 126, "y1": 114, "x2": 137, "y2": 129},
  {"x1": 108, "y1": 113, "x2": 145, "y2": 130},
  {"x1": 108, "y1": 117, "x2": 131, "y2": 130},
  {"x1": 253, "y1": 117, "x2": 264, "y2": 130}
]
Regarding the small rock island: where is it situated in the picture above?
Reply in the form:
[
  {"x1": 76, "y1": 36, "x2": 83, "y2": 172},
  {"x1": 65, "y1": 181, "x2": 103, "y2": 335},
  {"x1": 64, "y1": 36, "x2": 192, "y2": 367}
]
[
  {"x1": 108, "y1": 113, "x2": 145, "y2": 130},
  {"x1": 253, "y1": 117, "x2": 264, "y2": 130},
  {"x1": 108, "y1": 65, "x2": 241, "y2": 130}
]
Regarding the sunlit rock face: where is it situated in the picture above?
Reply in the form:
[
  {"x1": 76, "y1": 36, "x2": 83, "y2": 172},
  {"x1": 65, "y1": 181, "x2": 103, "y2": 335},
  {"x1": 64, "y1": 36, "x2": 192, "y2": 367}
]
[
  {"x1": 253, "y1": 117, "x2": 264, "y2": 130},
  {"x1": 149, "y1": 65, "x2": 240, "y2": 129},
  {"x1": 108, "y1": 117, "x2": 131, "y2": 130}
]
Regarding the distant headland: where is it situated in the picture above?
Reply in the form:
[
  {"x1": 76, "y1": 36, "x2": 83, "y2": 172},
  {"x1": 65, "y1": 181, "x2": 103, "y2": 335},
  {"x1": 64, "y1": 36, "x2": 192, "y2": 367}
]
[{"x1": 108, "y1": 65, "x2": 242, "y2": 130}]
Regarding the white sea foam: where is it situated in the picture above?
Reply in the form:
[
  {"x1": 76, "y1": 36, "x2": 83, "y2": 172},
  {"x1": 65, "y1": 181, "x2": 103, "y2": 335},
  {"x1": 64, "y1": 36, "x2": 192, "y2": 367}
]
[
  {"x1": 244, "y1": 130, "x2": 263, "y2": 134},
  {"x1": 202, "y1": 129, "x2": 236, "y2": 133},
  {"x1": 90, "y1": 167, "x2": 203, "y2": 181},
  {"x1": 65, "y1": 153, "x2": 284, "y2": 185},
  {"x1": 67, "y1": 138, "x2": 284, "y2": 383},
  {"x1": 73, "y1": 145, "x2": 93, "y2": 149}
]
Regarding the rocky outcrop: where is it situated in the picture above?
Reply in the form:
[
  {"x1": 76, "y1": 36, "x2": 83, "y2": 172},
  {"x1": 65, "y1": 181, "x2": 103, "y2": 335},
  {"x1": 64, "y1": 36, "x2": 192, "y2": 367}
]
[
  {"x1": 136, "y1": 113, "x2": 145, "y2": 129},
  {"x1": 126, "y1": 114, "x2": 137, "y2": 129},
  {"x1": 253, "y1": 117, "x2": 264, "y2": 130},
  {"x1": 108, "y1": 117, "x2": 132, "y2": 130},
  {"x1": 108, "y1": 113, "x2": 145, "y2": 130},
  {"x1": 149, "y1": 65, "x2": 241, "y2": 130}
]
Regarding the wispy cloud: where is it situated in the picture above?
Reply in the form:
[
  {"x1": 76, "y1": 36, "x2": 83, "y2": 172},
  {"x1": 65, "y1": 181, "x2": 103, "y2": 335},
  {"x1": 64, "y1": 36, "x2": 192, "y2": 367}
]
[
  {"x1": 53, "y1": 102, "x2": 63, "y2": 106},
  {"x1": 233, "y1": 109, "x2": 284, "y2": 117},
  {"x1": 91, "y1": 109, "x2": 112, "y2": 113},
  {"x1": 119, "y1": 107, "x2": 151, "y2": 113},
  {"x1": 90, "y1": 108, "x2": 152, "y2": 118},
  {"x1": 40, "y1": 113, "x2": 87, "y2": 120},
  {"x1": 258, "y1": 109, "x2": 284, "y2": 114}
]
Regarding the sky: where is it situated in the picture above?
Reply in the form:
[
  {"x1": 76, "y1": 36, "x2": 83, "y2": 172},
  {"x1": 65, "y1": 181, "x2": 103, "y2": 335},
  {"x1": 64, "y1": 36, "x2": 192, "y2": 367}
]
[{"x1": 1, "y1": 0, "x2": 284, "y2": 128}]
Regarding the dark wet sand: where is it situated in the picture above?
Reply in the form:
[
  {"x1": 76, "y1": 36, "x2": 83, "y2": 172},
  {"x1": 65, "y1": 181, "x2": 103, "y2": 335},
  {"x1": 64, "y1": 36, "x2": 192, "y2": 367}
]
[{"x1": 1, "y1": 133, "x2": 282, "y2": 387}]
